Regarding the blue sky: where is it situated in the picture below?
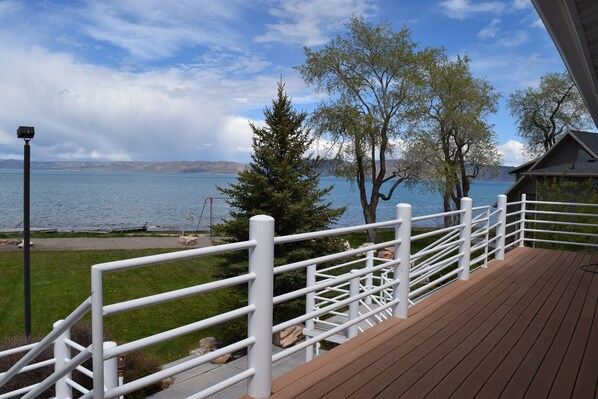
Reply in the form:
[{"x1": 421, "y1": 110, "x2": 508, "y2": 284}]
[{"x1": 0, "y1": 0, "x2": 567, "y2": 165}]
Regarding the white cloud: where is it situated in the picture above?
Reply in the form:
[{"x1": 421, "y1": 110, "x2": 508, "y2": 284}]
[
  {"x1": 531, "y1": 18, "x2": 545, "y2": 29},
  {"x1": 496, "y1": 30, "x2": 529, "y2": 47},
  {"x1": 512, "y1": 0, "x2": 530, "y2": 10},
  {"x1": 498, "y1": 140, "x2": 529, "y2": 166},
  {"x1": 0, "y1": 39, "x2": 308, "y2": 163},
  {"x1": 478, "y1": 18, "x2": 501, "y2": 39},
  {"x1": 256, "y1": 0, "x2": 378, "y2": 45},
  {"x1": 438, "y1": 0, "x2": 505, "y2": 19}
]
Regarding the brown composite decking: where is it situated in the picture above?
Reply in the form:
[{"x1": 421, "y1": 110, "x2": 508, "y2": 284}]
[{"x1": 264, "y1": 247, "x2": 598, "y2": 399}]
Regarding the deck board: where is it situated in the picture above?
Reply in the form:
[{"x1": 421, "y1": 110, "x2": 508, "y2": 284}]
[{"x1": 265, "y1": 247, "x2": 598, "y2": 399}]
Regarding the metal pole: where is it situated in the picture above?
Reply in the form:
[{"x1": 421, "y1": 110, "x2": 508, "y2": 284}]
[
  {"x1": 24, "y1": 139, "x2": 31, "y2": 339},
  {"x1": 348, "y1": 270, "x2": 359, "y2": 339},
  {"x1": 519, "y1": 194, "x2": 526, "y2": 247},
  {"x1": 458, "y1": 197, "x2": 472, "y2": 281},
  {"x1": 305, "y1": 264, "x2": 316, "y2": 362},
  {"x1": 247, "y1": 215, "x2": 274, "y2": 399},
  {"x1": 496, "y1": 194, "x2": 507, "y2": 260},
  {"x1": 53, "y1": 320, "x2": 72, "y2": 399},
  {"x1": 393, "y1": 204, "x2": 411, "y2": 319},
  {"x1": 209, "y1": 197, "x2": 214, "y2": 237}
]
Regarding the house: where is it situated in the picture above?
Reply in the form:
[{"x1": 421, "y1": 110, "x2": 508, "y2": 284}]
[{"x1": 505, "y1": 129, "x2": 598, "y2": 203}]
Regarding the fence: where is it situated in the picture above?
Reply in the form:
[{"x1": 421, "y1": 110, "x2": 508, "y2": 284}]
[{"x1": 0, "y1": 194, "x2": 596, "y2": 399}]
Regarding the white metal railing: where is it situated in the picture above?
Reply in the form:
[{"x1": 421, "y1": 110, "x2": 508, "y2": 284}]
[{"x1": 1, "y1": 194, "x2": 596, "y2": 399}]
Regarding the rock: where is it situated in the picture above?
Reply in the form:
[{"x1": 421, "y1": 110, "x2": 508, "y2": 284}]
[
  {"x1": 210, "y1": 353, "x2": 231, "y2": 364},
  {"x1": 189, "y1": 337, "x2": 217, "y2": 356},
  {"x1": 273, "y1": 324, "x2": 304, "y2": 348},
  {"x1": 159, "y1": 376, "x2": 175, "y2": 389},
  {"x1": 357, "y1": 242, "x2": 374, "y2": 256},
  {"x1": 342, "y1": 240, "x2": 351, "y2": 251},
  {"x1": 178, "y1": 235, "x2": 198, "y2": 246},
  {"x1": 378, "y1": 247, "x2": 394, "y2": 260}
]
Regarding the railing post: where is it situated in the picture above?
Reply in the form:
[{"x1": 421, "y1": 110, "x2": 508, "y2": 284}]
[
  {"x1": 519, "y1": 194, "x2": 526, "y2": 247},
  {"x1": 348, "y1": 270, "x2": 359, "y2": 339},
  {"x1": 365, "y1": 250, "x2": 374, "y2": 305},
  {"x1": 103, "y1": 342, "x2": 119, "y2": 394},
  {"x1": 393, "y1": 204, "x2": 411, "y2": 319},
  {"x1": 305, "y1": 264, "x2": 316, "y2": 362},
  {"x1": 458, "y1": 197, "x2": 472, "y2": 281},
  {"x1": 91, "y1": 267, "x2": 104, "y2": 399},
  {"x1": 496, "y1": 194, "x2": 507, "y2": 260},
  {"x1": 483, "y1": 206, "x2": 490, "y2": 268},
  {"x1": 53, "y1": 320, "x2": 72, "y2": 399},
  {"x1": 247, "y1": 215, "x2": 274, "y2": 399}
]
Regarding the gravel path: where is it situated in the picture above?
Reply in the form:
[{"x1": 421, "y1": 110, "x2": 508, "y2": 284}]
[{"x1": 0, "y1": 235, "x2": 214, "y2": 251}]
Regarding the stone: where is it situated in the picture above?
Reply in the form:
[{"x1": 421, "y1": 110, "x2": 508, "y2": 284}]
[
  {"x1": 178, "y1": 235, "x2": 198, "y2": 246},
  {"x1": 342, "y1": 240, "x2": 351, "y2": 251},
  {"x1": 273, "y1": 324, "x2": 304, "y2": 348},
  {"x1": 189, "y1": 337, "x2": 217, "y2": 356},
  {"x1": 378, "y1": 247, "x2": 395, "y2": 260},
  {"x1": 210, "y1": 353, "x2": 232, "y2": 364}
]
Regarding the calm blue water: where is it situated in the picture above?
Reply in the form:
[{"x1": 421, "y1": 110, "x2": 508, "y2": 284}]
[{"x1": 0, "y1": 169, "x2": 512, "y2": 231}]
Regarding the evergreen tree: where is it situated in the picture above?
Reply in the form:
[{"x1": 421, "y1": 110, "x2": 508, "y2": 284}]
[
  {"x1": 214, "y1": 81, "x2": 345, "y2": 341},
  {"x1": 216, "y1": 80, "x2": 344, "y2": 244}
]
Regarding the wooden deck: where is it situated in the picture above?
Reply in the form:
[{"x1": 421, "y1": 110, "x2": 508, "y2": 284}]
[{"x1": 266, "y1": 247, "x2": 598, "y2": 398}]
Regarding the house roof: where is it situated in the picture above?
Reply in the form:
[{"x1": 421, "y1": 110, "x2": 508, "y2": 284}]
[
  {"x1": 571, "y1": 129, "x2": 598, "y2": 157},
  {"x1": 532, "y1": 0, "x2": 598, "y2": 128},
  {"x1": 522, "y1": 161, "x2": 598, "y2": 177}
]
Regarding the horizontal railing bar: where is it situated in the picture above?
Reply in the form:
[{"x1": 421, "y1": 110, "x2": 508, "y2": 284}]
[
  {"x1": 525, "y1": 219, "x2": 597, "y2": 228},
  {"x1": 74, "y1": 363, "x2": 94, "y2": 379},
  {"x1": 274, "y1": 219, "x2": 401, "y2": 244},
  {"x1": 0, "y1": 297, "x2": 91, "y2": 389},
  {"x1": 0, "y1": 343, "x2": 39, "y2": 359},
  {"x1": 273, "y1": 297, "x2": 401, "y2": 363},
  {"x1": 506, "y1": 210, "x2": 523, "y2": 218},
  {"x1": 525, "y1": 228, "x2": 598, "y2": 238},
  {"x1": 316, "y1": 258, "x2": 365, "y2": 274},
  {"x1": 412, "y1": 209, "x2": 464, "y2": 222},
  {"x1": 66, "y1": 377, "x2": 90, "y2": 394},
  {"x1": 507, "y1": 200, "x2": 523, "y2": 206},
  {"x1": 0, "y1": 383, "x2": 38, "y2": 399},
  {"x1": 472, "y1": 205, "x2": 491, "y2": 211},
  {"x1": 0, "y1": 359, "x2": 55, "y2": 379},
  {"x1": 103, "y1": 273, "x2": 255, "y2": 316},
  {"x1": 21, "y1": 348, "x2": 91, "y2": 399},
  {"x1": 274, "y1": 258, "x2": 400, "y2": 305},
  {"x1": 105, "y1": 305, "x2": 255, "y2": 359},
  {"x1": 273, "y1": 239, "x2": 401, "y2": 275},
  {"x1": 103, "y1": 338, "x2": 255, "y2": 399},
  {"x1": 93, "y1": 240, "x2": 256, "y2": 273},
  {"x1": 410, "y1": 252, "x2": 462, "y2": 283},
  {"x1": 410, "y1": 267, "x2": 462, "y2": 298},
  {"x1": 411, "y1": 239, "x2": 462, "y2": 262},
  {"x1": 488, "y1": 207, "x2": 501, "y2": 217},
  {"x1": 525, "y1": 210, "x2": 598, "y2": 218},
  {"x1": 524, "y1": 237, "x2": 598, "y2": 248},
  {"x1": 526, "y1": 200, "x2": 598, "y2": 207},
  {"x1": 411, "y1": 224, "x2": 464, "y2": 242},
  {"x1": 274, "y1": 277, "x2": 400, "y2": 334},
  {"x1": 505, "y1": 230, "x2": 521, "y2": 240},
  {"x1": 64, "y1": 338, "x2": 87, "y2": 353},
  {"x1": 186, "y1": 368, "x2": 256, "y2": 399}
]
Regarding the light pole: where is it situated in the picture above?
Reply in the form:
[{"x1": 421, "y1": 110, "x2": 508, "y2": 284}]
[{"x1": 17, "y1": 126, "x2": 35, "y2": 339}]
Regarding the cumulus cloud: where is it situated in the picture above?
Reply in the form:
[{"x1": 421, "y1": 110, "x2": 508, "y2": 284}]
[
  {"x1": 256, "y1": 0, "x2": 378, "y2": 45},
  {"x1": 498, "y1": 140, "x2": 530, "y2": 166},
  {"x1": 438, "y1": 0, "x2": 505, "y2": 19}
]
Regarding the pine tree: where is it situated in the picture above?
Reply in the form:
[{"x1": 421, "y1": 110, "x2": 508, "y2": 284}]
[
  {"x1": 216, "y1": 80, "x2": 344, "y2": 246},
  {"x1": 214, "y1": 81, "x2": 345, "y2": 341}
]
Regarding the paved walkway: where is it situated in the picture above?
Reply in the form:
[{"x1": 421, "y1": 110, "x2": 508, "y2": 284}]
[
  {"x1": 149, "y1": 346, "x2": 309, "y2": 399},
  {"x1": 0, "y1": 235, "x2": 214, "y2": 251}
]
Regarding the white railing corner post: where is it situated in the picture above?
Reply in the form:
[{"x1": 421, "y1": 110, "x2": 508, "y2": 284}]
[
  {"x1": 103, "y1": 342, "x2": 119, "y2": 394},
  {"x1": 247, "y1": 215, "x2": 274, "y2": 399},
  {"x1": 496, "y1": 194, "x2": 507, "y2": 260},
  {"x1": 348, "y1": 270, "x2": 359, "y2": 339},
  {"x1": 91, "y1": 267, "x2": 105, "y2": 399},
  {"x1": 519, "y1": 194, "x2": 526, "y2": 247},
  {"x1": 365, "y1": 250, "x2": 374, "y2": 305},
  {"x1": 305, "y1": 264, "x2": 316, "y2": 362},
  {"x1": 53, "y1": 320, "x2": 72, "y2": 399},
  {"x1": 393, "y1": 204, "x2": 411, "y2": 319},
  {"x1": 458, "y1": 197, "x2": 472, "y2": 281}
]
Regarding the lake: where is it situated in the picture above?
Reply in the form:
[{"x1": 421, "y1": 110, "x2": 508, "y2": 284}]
[{"x1": 0, "y1": 169, "x2": 512, "y2": 231}]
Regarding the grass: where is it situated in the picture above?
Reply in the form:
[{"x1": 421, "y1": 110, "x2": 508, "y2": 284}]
[{"x1": 0, "y1": 248, "x2": 227, "y2": 362}]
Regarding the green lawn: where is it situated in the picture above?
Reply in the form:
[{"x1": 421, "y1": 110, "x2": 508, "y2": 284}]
[{"x1": 0, "y1": 249, "x2": 227, "y2": 362}]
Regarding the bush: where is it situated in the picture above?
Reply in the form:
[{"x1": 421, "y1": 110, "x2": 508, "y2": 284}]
[{"x1": 0, "y1": 322, "x2": 163, "y2": 398}]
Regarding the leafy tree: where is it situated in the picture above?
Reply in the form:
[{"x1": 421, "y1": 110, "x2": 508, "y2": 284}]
[
  {"x1": 508, "y1": 71, "x2": 592, "y2": 157},
  {"x1": 408, "y1": 54, "x2": 501, "y2": 225},
  {"x1": 296, "y1": 17, "x2": 439, "y2": 241},
  {"x1": 214, "y1": 81, "x2": 345, "y2": 342}
]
